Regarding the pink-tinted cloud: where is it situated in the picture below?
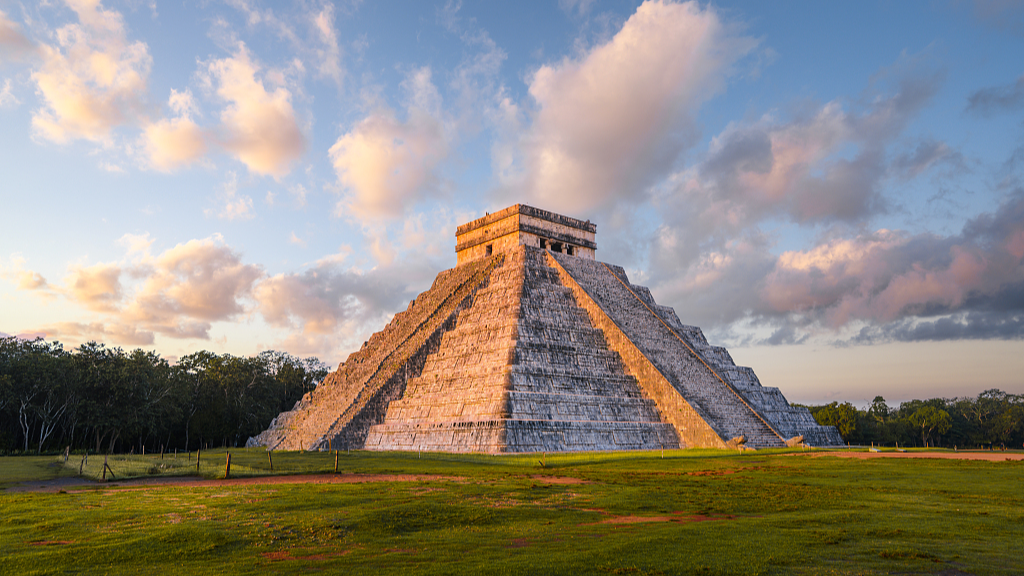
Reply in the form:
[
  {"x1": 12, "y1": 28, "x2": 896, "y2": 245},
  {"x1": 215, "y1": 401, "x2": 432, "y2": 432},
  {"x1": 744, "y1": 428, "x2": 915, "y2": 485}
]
[
  {"x1": 206, "y1": 43, "x2": 305, "y2": 177},
  {"x1": 5, "y1": 235, "x2": 265, "y2": 344},
  {"x1": 652, "y1": 190, "x2": 1024, "y2": 344},
  {"x1": 0, "y1": 9, "x2": 36, "y2": 63},
  {"x1": 505, "y1": 0, "x2": 756, "y2": 215},
  {"x1": 64, "y1": 262, "x2": 122, "y2": 312},
  {"x1": 254, "y1": 248, "x2": 443, "y2": 361},
  {"x1": 30, "y1": 0, "x2": 151, "y2": 144},
  {"x1": 29, "y1": 321, "x2": 154, "y2": 347},
  {"x1": 0, "y1": 255, "x2": 51, "y2": 292},
  {"x1": 330, "y1": 67, "x2": 448, "y2": 218},
  {"x1": 121, "y1": 235, "x2": 263, "y2": 338},
  {"x1": 660, "y1": 59, "x2": 947, "y2": 244},
  {"x1": 645, "y1": 58, "x2": 950, "y2": 309},
  {"x1": 143, "y1": 89, "x2": 207, "y2": 171}
]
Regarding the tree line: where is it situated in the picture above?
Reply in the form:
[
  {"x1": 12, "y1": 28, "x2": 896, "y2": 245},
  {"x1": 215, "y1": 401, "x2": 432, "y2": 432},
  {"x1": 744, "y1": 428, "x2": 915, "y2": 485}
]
[
  {"x1": 805, "y1": 391, "x2": 1024, "y2": 449},
  {"x1": 0, "y1": 337, "x2": 329, "y2": 455}
]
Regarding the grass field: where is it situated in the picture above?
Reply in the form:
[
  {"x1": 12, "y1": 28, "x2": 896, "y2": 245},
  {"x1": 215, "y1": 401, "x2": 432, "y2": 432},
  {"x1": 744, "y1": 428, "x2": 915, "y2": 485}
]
[{"x1": 1, "y1": 448, "x2": 1021, "y2": 575}]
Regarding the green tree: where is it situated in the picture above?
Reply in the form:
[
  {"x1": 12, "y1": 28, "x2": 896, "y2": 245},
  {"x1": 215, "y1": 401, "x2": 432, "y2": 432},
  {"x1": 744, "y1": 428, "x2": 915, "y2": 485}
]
[
  {"x1": 908, "y1": 405, "x2": 952, "y2": 447},
  {"x1": 812, "y1": 402, "x2": 860, "y2": 442}
]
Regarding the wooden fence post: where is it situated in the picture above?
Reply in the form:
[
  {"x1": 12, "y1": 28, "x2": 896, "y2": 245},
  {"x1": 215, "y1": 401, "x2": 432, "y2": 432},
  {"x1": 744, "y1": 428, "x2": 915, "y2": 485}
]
[
  {"x1": 101, "y1": 454, "x2": 115, "y2": 480},
  {"x1": 268, "y1": 450, "x2": 273, "y2": 471},
  {"x1": 334, "y1": 450, "x2": 339, "y2": 473},
  {"x1": 224, "y1": 453, "x2": 231, "y2": 479},
  {"x1": 196, "y1": 448, "x2": 201, "y2": 473}
]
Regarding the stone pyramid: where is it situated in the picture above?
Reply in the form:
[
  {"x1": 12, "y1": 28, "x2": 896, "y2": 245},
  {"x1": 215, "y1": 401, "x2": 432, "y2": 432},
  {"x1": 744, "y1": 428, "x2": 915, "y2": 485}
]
[{"x1": 251, "y1": 205, "x2": 842, "y2": 452}]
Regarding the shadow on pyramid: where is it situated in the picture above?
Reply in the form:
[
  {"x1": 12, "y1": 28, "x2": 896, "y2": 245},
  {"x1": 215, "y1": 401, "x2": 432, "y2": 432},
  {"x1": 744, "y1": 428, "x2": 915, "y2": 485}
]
[{"x1": 250, "y1": 205, "x2": 842, "y2": 452}]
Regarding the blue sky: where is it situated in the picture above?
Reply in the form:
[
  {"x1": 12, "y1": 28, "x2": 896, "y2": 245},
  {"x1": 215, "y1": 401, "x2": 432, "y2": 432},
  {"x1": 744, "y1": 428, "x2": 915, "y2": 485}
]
[{"x1": 2, "y1": 0, "x2": 1023, "y2": 405}]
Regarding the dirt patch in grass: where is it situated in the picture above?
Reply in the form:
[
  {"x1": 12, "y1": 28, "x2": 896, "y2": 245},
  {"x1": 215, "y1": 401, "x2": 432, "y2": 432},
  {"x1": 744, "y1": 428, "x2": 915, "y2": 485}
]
[
  {"x1": 684, "y1": 466, "x2": 766, "y2": 477},
  {"x1": 9, "y1": 473, "x2": 465, "y2": 493},
  {"x1": 685, "y1": 469, "x2": 738, "y2": 477},
  {"x1": 530, "y1": 475, "x2": 590, "y2": 484},
  {"x1": 261, "y1": 550, "x2": 351, "y2": 562},
  {"x1": 601, "y1": 516, "x2": 676, "y2": 524},
  {"x1": 591, "y1": 512, "x2": 736, "y2": 525}
]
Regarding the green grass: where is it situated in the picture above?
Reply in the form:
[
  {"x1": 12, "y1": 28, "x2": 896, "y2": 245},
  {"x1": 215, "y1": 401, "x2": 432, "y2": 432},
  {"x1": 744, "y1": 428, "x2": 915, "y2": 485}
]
[
  {"x1": 0, "y1": 456, "x2": 77, "y2": 489},
  {"x1": 1, "y1": 449, "x2": 1022, "y2": 575}
]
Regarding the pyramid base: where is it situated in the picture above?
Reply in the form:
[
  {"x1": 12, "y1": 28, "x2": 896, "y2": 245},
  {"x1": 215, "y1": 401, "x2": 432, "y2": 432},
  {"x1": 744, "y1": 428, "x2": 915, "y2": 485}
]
[{"x1": 364, "y1": 420, "x2": 680, "y2": 453}]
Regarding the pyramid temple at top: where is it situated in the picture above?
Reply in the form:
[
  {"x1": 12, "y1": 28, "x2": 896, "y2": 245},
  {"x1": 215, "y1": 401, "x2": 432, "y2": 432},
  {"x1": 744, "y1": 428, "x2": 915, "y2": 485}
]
[{"x1": 251, "y1": 204, "x2": 842, "y2": 452}]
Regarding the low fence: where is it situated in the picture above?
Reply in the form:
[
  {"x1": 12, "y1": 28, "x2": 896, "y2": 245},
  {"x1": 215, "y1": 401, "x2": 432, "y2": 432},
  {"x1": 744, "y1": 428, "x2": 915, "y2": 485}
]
[{"x1": 59, "y1": 445, "x2": 815, "y2": 482}]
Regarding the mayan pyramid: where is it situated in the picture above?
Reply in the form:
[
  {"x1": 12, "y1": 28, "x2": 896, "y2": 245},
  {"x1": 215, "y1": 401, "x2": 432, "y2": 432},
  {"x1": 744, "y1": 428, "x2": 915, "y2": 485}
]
[{"x1": 250, "y1": 204, "x2": 842, "y2": 452}]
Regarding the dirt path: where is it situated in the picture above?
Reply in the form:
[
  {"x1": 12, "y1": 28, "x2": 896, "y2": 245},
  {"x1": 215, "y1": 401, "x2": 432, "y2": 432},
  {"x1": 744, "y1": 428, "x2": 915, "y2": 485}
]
[
  {"x1": 799, "y1": 450, "x2": 1024, "y2": 461},
  {"x1": 6, "y1": 473, "x2": 465, "y2": 493}
]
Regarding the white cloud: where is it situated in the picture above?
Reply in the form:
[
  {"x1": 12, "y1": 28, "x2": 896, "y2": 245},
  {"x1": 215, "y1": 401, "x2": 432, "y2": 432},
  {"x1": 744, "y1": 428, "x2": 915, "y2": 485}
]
[
  {"x1": 289, "y1": 183, "x2": 308, "y2": 207},
  {"x1": 329, "y1": 67, "x2": 449, "y2": 218},
  {"x1": 119, "y1": 235, "x2": 263, "y2": 339},
  {"x1": 312, "y1": 4, "x2": 343, "y2": 86},
  {"x1": 118, "y1": 232, "x2": 154, "y2": 256},
  {"x1": 206, "y1": 171, "x2": 255, "y2": 221},
  {"x1": 206, "y1": 43, "x2": 306, "y2": 177},
  {"x1": 143, "y1": 89, "x2": 206, "y2": 171},
  {"x1": 0, "y1": 78, "x2": 19, "y2": 107},
  {"x1": 1, "y1": 255, "x2": 50, "y2": 291},
  {"x1": 503, "y1": 0, "x2": 757, "y2": 215},
  {"x1": 30, "y1": 0, "x2": 151, "y2": 144}
]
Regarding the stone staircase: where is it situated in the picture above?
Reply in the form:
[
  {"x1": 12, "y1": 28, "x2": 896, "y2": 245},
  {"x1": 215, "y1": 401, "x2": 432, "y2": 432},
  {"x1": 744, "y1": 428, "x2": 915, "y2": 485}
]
[
  {"x1": 365, "y1": 246, "x2": 678, "y2": 452},
  {"x1": 249, "y1": 255, "x2": 503, "y2": 451},
  {"x1": 549, "y1": 252, "x2": 786, "y2": 449}
]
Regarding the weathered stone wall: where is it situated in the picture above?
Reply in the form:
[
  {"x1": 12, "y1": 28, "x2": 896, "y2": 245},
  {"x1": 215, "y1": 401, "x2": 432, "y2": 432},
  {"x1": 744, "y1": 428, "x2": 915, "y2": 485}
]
[
  {"x1": 652, "y1": 306, "x2": 843, "y2": 447},
  {"x1": 456, "y1": 204, "x2": 597, "y2": 264},
  {"x1": 550, "y1": 252, "x2": 787, "y2": 449},
  {"x1": 249, "y1": 255, "x2": 502, "y2": 451},
  {"x1": 365, "y1": 246, "x2": 677, "y2": 452}
]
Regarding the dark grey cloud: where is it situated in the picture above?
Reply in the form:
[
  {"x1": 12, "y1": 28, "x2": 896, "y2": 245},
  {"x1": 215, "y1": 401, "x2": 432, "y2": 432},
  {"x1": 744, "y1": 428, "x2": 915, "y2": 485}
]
[
  {"x1": 967, "y1": 75, "x2": 1024, "y2": 115},
  {"x1": 652, "y1": 188, "x2": 1024, "y2": 344},
  {"x1": 673, "y1": 61, "x2": 944, "y2": 234},
  {"x1": 892, "y1": 139, "x2": 966, "y2": 180},
  {"x1": 972, "y1": 0, "x2": 1024, "y2": 37},
  {"x1": 848, "y1": 310, "x2": 1024, "y2": 344}
]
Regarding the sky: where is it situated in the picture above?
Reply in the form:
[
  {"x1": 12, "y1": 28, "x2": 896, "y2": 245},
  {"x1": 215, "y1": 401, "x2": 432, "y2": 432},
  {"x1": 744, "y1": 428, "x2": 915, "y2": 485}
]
[{"x1": 1, "y1": 0, "x2": 1023, "y2": 406}]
